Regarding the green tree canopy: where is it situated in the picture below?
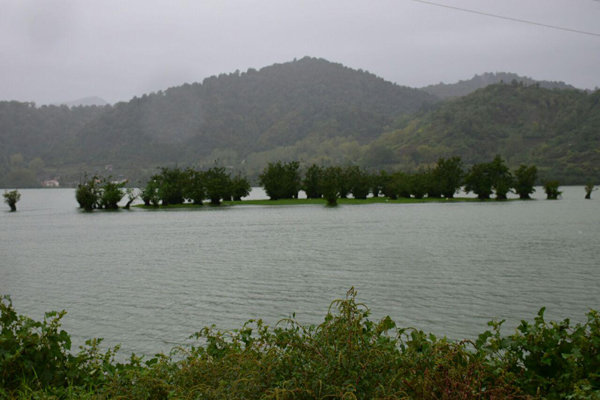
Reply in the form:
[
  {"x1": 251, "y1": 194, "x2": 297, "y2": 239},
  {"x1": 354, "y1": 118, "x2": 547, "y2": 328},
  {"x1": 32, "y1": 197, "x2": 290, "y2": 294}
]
[
  {"x1": 203, "y1": 167, "x2": 232, "y2": 205},
  {"x1": 230, "y1": 174, "x2": 251, "y2": 201},
  {"x1": 544, "y1": 180, "x2": 562, "y2": 200},
  {"x1": 3, "y1": 190, "x2": 21, "y2": 212},
  {"x1": 75, "y1": 176, "x2": 100, "y2": 211},
  {"x1": 464, "y1": 163, "x2": 494, "y2": 200},
  {"x1": 347, "y1": 166, "x2": 371, "y2": 200},
  {"x1": 514, "y1": 165, "x2": 538, "y2": 199},
  {"x1": 433, "y1": 156, "x2": 464, "y2": 198},
  {"x1": 303, "y1": 164, "x2": 324, "y2": 199},
  {"x1": 259, "y1": 161, "x2": 301, "y2": 200},
  {"x1": 489, "y1": 155, "x2": 514, "y2": 200},
  {"x1": 156, "y1": 167, "x2": 187, "y2": 206}
]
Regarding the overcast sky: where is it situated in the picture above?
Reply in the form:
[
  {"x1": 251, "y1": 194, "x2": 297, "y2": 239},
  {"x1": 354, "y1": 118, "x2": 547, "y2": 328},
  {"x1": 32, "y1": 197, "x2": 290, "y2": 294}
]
[{"x1": 1, "y1": 0, "x2": 599, "y2": 105}]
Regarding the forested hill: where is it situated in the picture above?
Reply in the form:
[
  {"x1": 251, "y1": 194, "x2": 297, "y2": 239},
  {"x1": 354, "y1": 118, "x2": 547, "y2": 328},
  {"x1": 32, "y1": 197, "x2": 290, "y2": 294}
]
[
  {"x1": 1, "y1": 59, "x2": 598, "y2": 187},
  {"x1": 421, "y1": 72, "x2": 577, "y2": 99},
  {"x1": 1, "y1": 57, "x2": 438, "y2": 186},
  {"x1": 72, "y1": 57, "x2": 437, "y2": 159},
  {"x1": 369, "y1": 82, "x2": 600, "y2": 183},
  {"x1": 0, "y1": 102, "x2": 107, "y2": 186}
]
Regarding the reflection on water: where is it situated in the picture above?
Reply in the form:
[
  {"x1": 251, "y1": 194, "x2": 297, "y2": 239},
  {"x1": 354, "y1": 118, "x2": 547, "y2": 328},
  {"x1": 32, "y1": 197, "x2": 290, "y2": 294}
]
[{"x1": 1, "y1": 187, "x2": 599, "y2": 357}]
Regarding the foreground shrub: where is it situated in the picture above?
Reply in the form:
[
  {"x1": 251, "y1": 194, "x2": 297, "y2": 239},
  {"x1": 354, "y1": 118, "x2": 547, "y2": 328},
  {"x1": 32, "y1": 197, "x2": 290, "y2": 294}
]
[
  {"x1": 0, "y1": 296, "x2": 118, "y2": 397},
  {"x1": 2, "y1": 290, "x2": 599, "y2": 399},
  {"x1": 476, "y1": 308, "x2": 600, "y2": 399}
]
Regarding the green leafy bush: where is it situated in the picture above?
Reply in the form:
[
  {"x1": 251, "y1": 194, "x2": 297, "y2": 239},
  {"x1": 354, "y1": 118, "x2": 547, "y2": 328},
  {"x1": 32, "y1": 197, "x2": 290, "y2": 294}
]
[
  {"x1": 0, "y1": 296, "x2": 118, "y2": 397},
  {"x1": 477, "y1": 308, "x2": 600, "y2": 399},
  {"x1": 544, "y1": 180, "x2": 562, "y2": 199},
  {"x1": 2, "y1": 291, "x2": 599, "y2": 399}
]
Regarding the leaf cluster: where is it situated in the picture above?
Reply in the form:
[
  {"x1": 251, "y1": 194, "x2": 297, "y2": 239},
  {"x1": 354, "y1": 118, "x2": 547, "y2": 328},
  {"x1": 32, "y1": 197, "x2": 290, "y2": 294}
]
[
  {"x1": 259, "y1": 161, "x2": 301, "y2": 200},
  {"x1": 75, "y1": 176, "x2": 126, "y2": 211},
  {"x1": 476, "y1": 308, "x2": 600, "y2": 399},
  {"x1": 0, "y1": 296, "x2": 119, "y2": 398},
  {"x1": 2, "y1": 292, "x2": 600, "y2": 399},
  {"x1": 544, "y1": 181, "x2": 562, "y2": 200},
  {"x1": 464, "y1": 156, "x2": 540, "y2": 200},
  {"x1": 142, "y1": 166, "x2": 251, "y2": 206},
  {"x1": 3, "y1": 189, "x2": 21, "y2": 211}
]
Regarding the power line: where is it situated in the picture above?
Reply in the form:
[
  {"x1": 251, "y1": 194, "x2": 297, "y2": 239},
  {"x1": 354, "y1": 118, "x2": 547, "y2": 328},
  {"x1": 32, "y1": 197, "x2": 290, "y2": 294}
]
[{"x1": 409, "y1": 0, "x2": 600, "y2": 37}]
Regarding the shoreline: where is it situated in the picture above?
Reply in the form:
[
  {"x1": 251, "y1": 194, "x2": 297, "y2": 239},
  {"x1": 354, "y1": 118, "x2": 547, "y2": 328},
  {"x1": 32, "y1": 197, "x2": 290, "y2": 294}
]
[{"x1": 132, "y1": 196, "x2": 517, "y2": 209}]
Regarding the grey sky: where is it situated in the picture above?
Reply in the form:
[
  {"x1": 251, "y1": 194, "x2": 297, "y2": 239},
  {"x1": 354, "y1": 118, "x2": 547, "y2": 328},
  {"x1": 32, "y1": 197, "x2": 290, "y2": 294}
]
[{"x1": 1, "y1": 0, "x2": 599, "y2": 104}]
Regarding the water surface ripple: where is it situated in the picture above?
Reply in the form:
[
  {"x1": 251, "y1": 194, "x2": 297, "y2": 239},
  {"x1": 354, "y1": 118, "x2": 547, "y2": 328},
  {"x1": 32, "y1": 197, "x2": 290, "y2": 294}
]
[{"x1": 1, "y1": 187, "x2": 599, "y2": 356}]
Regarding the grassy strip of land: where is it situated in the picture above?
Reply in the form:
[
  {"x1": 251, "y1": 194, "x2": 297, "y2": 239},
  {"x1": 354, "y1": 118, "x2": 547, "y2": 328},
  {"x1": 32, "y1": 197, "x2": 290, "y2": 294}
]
[
  {"x1": 1, "y1": 290, "x2": 598, "y2": 399},
  {"x1": 134, "y1": 196, "x2": 495, "y2": 209},
  {"x1": 225, "y1": 196, "x2": 485, "y2": 206}
]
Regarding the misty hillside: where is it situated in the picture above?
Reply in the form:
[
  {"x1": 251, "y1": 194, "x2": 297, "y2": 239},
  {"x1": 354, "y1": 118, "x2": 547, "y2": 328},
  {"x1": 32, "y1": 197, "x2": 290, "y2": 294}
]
[
  {"x1": 58, "y1": 96, "x2": 109, "y2": 107},
  {"x1": 1, "y1": 58, "x2": 598, "y2": 187},
  {"x1": 421, "y1": 72, "x2": 577, "y2": 99},
  {"x1": 0, "y1": 102, "x2": 107, "y2": 186},
  {"x1": 71, "y1": 57, "x2": 437, "y2": 159},
  {"x1": 369, "y1": 82, "x2": 600, "y2": 182}
]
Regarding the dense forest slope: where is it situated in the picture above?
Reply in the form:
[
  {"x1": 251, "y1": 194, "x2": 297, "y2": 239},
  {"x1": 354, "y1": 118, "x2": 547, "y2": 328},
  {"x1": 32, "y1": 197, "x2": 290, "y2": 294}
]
[
  {"x1": 72, "y1": 57, "x2": 436, "y2": 160},
  {"x1": 0, "y1": 102, "x2": 107, "y2": 186},
  {"x1": 1, "y1": 57, "x2": 438, "y2": 186},
  {"x1": 0, "y1": 58, "x2": 598, "y2": 187},
  {"x1": 370, "y1": 83, "x2": 600, "y2": 182}
]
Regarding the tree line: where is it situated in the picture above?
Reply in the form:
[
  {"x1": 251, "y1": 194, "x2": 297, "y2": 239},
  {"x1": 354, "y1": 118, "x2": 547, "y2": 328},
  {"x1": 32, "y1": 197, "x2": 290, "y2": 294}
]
[
  {"x1": 75, "y1": 156, "x2": 568, "y2": 210},
  {"x1": 259, "y1": 156, "x2": 560, "y2": 205},
  {"x1": 140, "y1": 166, "x2": 251, "y2": 206},
  {"x1": 75, "y1": 167, "x2": 251, "y2": 210},
  {"x1": 75, "y1": 176, "x2": 136, "y2": 211}
]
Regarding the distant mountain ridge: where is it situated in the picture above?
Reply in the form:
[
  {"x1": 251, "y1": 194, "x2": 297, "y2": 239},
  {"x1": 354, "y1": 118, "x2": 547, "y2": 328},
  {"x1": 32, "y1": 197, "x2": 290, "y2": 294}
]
[
  {"x1": 57, "y1": 96, "x2": 109, "y2": 107},
  {"x1": 67, "y1": 56, "x2": 438, "y2": 165},
  {"x1": 371, "y1": 82, "x2": 599, "y2": 182},
  {"x1": 421, "y1": 72, "x2": 577, "y2": 99},
  {"x1": 0, "y1": 57, "x2": 597, "y2": 187}
]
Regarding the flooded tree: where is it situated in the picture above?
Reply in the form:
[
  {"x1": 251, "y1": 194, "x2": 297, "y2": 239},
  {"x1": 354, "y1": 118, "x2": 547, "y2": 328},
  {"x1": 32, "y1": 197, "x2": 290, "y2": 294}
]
[
  {"x1": 544, "y1": 181, "x2": 562, "y2": 200},
  {"x1": 514, "y1": 165, "x2": 538, "y2": 199},
  {"x1": 432, "y1": 156, "x2": 464, "y2": 198},
  {"x1": 76, "y1": 177, "x2": 100, "y2": 211},
  {"x1": 303, "y1": 164, "x2": 324, "y2": 199},
  {"x1": 76, "y1": 176, "x2": 125, "y2": 210},
  {"x1": 464, "y1": 163, "x2": 494, "y2": 200},
  {"x1": 3, "y1": 190, "x2": 21, "y2": 211},
  {"x1": 230, "y1": 174, "x2": 251, "y2": 201},
  {"x1": 321, "y1": 166, "x2": 341, "y2": 206},
  {"x1": 259, "y1": 161, "x2": 301, "y2": 200},
  {"x1": 203, "y1": 166, "x2": 232, "y2": 205},
  {"x1": 584, "y1": 183, "x2": 596, "y2": 199}
]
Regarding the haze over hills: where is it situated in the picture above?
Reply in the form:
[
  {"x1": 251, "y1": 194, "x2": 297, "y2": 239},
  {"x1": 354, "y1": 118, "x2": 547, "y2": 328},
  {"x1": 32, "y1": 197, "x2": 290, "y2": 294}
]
[
  {"x1": 0, "y1": 57, "x2": 598, "y2": 187},
  {"x1": 370, "y1": 82, "x2": 600, "y2": 183},
  {"x1": 57, "y1": 96, "x2": 109, "y2": 107},
  {"x1": 421, "y1": 72, "x2": 578, "y2": 100}
]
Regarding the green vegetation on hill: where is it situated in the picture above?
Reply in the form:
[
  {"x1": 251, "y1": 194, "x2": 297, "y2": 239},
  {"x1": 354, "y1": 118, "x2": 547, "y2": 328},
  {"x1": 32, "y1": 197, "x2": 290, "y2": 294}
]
[
  {"x1": 0, "y1": 102, "x2": 106, "y2": 187},
  {"x1": 2, "y1": 291, "x2": 599, "y2": 399},
  {"x1": 0, "y1": 60, "x2": 598, "y2": 187},
  {"x1": 370, "y1": 83, "x2": 600, "y2": 183},
  {"x1": 67, "y1": 57, "x2": 437, "y2": 178}
]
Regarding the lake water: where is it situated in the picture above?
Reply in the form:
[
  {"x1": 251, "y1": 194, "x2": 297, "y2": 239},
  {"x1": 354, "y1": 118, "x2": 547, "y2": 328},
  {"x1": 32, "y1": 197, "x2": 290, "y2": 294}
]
[{"x1": 1, "y1": 187, "x2": 599, "y2": 357}]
